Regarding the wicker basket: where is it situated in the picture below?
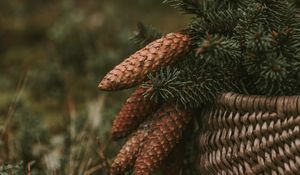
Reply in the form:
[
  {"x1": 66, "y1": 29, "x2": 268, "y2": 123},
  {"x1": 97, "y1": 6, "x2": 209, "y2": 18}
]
[{"x1": 197, "y1": 92, "x2": 300, "y2": 175}]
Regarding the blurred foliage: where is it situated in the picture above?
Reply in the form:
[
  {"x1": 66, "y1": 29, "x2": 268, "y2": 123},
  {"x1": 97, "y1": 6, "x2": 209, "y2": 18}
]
[
  {"x1": 0, "y1": 161, "x2": 23, "y2": 175},
  {"x1": 0, "y1": 0, "x2": 187, "y2": 174}
]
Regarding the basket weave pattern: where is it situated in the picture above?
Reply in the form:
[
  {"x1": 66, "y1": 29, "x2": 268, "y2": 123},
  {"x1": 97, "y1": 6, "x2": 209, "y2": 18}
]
[{"x1": 197, "y1": 92, "x2": 300, "y2": 175}]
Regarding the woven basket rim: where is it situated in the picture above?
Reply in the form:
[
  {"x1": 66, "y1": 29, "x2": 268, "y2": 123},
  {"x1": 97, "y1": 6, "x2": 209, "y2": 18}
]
[{"x1": 217, "y1": 92, "x2": 300, "y2": 115}]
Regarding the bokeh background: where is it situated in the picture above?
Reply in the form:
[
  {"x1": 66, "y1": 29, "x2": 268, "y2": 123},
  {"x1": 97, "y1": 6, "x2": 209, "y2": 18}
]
[{"x1": 0, "y1": 0, "x2": 188, "y2": 174}]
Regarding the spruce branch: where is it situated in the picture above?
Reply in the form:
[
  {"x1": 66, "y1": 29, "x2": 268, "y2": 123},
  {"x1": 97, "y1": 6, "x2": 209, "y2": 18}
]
[
  {"x1": 189, "y1": 8, "x2": 239, "y2": 40},
  {"x1": 258, "y1": 0, "x2": 295, "y2": 29},
  {"x1": 142, "y1": 67, "x2": 185, "y2": 103},
  {"x1": 214, "y1": 0, "x2": 249, "y2": 9},
  {"x1": 131, "y1": 22, "x2": 163, "y2": 48},
  {"x1": 195, "y1": 35, "x2": 241, "y2": 68},
  {"x1": 163, "y1": 0, "x2": 205, "y2": 16},
  {"x1": 143, "y1": 60, "x2": 240, "y2": 108},
  {"x1": 204, "y1": 9, "x2": 239, "y2": 35}
]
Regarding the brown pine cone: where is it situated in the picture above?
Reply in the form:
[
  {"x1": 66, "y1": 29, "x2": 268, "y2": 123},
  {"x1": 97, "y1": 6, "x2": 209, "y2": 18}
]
[
  {"x1": 110, "y1": 124, "x2": 150, "y2": 175},
  {"x1": 98, "y1": 32, "x2": 191, "y2": 91},
  {"x1": 134, "y1": 104, "x2": 192, "y2": 175},
  {"x1": 111, "y1": 86, "x2": 159, "y2": 140}
]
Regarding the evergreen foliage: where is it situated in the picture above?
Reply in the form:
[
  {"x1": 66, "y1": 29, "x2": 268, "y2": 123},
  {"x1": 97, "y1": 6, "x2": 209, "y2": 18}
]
[
  {"x1": 141, "y1": 0, "x2": 300, "y2": 109},
  {"x1": 131, "y1": 22, "x2": 163, "y2": 48}
]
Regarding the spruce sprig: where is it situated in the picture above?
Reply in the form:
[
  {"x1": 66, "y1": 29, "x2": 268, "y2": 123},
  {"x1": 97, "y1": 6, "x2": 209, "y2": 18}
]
[
  {"x1": 163, "y1": 0, "x2": 206, "y2": 16},
  {"x1": 131, "y1": 22, "x2": 162, "y2": 48},
  {"x1": 143, "y1": 57, "x2": 240, "y2": 108}
]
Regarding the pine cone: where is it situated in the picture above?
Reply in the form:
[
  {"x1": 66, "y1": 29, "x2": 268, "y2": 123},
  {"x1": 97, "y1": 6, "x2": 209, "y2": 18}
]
[
  {"x1": 110, "y1": 125, "x2": 150, "y2": 175},
  {"x1": 98, "y1": 32, "x2": 191, "y2": 91},
  {"x1": 111, "y1": 86, "x2": 159, "y2": 140},
  {"x1": 134, "y1": 104, "x2": 191, "y2": 175}
]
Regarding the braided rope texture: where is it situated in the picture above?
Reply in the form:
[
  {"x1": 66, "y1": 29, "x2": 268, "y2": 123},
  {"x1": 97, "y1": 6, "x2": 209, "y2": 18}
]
[{"x1": 197, "y1": 92, "x2": 300, "y2": 175}]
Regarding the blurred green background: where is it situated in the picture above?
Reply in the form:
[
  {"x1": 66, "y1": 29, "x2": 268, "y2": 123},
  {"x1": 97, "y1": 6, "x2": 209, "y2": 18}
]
[{"x1": 0, "y1": 0, "x2": 188, "y2": 174}]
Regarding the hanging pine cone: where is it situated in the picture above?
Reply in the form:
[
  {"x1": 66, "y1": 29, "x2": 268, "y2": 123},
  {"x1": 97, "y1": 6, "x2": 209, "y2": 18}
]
[
  {"x1": 98, "y1": 32, "x2": 191, "y2": 91},
  {"x1": 110, "y1": 124, "x2": 150, "y2": 175},
  {"x1": 134, "y1": 104, "x2": 191, "y2": 175},
  {"x1": 111, "y1": 86, "x2": 159, "y2": 140}
]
